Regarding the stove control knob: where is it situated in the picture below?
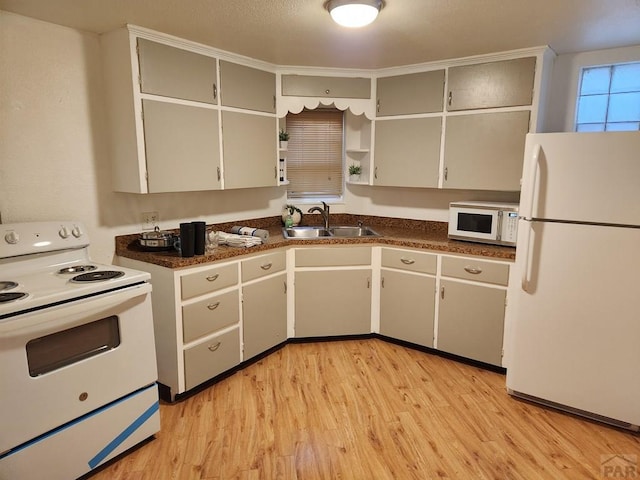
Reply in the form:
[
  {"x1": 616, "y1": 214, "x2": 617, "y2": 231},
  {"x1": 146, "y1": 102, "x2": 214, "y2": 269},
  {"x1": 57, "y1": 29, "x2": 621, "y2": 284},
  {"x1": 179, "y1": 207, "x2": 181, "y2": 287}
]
[
  {"x1": 72, "y1": 226, "x2": 83, "y2": 238},
  {"x1": 59, "y1": 226, "x2": 71, "y2": 239},
  {"x1": 4, "y1": 231, "x2": 19, "y2": 244}
]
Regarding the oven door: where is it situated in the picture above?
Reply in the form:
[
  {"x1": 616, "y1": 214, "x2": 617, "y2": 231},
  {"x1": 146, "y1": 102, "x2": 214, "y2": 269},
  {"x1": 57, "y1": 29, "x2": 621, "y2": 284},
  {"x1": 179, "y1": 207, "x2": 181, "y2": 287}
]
[
  {"x1": 448, "y1": 206, "x2": 500, "y2": 243},
  {"x1": 0, "y1": 283, "x2": 157, "y2": 453}
]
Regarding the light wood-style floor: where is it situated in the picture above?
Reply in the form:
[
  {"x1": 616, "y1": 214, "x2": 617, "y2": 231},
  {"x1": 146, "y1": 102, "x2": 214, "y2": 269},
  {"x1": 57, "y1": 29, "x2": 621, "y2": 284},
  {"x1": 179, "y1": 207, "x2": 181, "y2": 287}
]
[{"x1": 91, "y1": 339, "x2": 639, "y2": 479}]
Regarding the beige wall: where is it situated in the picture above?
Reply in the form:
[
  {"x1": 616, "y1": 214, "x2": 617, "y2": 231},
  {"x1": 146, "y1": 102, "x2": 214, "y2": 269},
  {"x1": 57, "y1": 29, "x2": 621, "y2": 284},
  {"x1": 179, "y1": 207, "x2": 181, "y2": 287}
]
[{"x1": 0, "y1": 12, "x2": 287, "y2": 263}]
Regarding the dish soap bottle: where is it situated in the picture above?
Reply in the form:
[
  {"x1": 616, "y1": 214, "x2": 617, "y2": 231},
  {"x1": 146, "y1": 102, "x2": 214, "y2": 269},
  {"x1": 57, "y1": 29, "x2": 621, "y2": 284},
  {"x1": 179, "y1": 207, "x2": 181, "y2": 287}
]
[{"x1": 285, "y1": 214, "x2": 294, "y2": 228}]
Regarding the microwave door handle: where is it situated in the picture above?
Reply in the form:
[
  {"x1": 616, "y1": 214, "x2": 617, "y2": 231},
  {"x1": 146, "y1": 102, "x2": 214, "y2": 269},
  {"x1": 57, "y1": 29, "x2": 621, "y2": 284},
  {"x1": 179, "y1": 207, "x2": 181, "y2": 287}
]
[{"x1": 523, "y1": 143, "x2": 541, "y2": 220}]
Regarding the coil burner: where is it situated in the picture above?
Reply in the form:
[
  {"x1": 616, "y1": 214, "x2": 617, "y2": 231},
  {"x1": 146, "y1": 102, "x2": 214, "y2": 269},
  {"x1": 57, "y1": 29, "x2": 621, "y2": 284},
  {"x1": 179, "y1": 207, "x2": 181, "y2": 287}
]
[
  {"x1": 57, "y1": 265, "x2": 98, "y2": 274},
  {"x1": 70, "y1": 271, "x2": 125, "y2": 283}
]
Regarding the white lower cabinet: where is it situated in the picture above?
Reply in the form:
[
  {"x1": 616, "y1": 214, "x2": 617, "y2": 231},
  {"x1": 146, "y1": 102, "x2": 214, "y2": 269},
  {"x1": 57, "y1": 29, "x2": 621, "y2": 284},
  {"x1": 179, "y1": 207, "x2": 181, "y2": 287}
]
[
  {"x1": 294, "y1": 246, "x2": 372, "y2": 337},
  {"x1": 119, "y1": 245, "x2": 511, "y2": 399},
  {"x1": 436, "y1": 255, "x2": 510, "y2": 366},
  {"x1": 380, "y1": 269, "x2": 436, "y2": 347},
  {"x1": 242, "y1": 272, "x2": 287, "y2": 360}
]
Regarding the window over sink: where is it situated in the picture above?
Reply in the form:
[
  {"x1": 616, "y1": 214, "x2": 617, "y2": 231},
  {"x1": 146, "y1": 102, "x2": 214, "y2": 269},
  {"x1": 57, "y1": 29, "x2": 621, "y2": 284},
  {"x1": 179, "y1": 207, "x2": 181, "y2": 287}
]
[{"x1": 285, "y1": 108, "x2": 344, "y2": 201}]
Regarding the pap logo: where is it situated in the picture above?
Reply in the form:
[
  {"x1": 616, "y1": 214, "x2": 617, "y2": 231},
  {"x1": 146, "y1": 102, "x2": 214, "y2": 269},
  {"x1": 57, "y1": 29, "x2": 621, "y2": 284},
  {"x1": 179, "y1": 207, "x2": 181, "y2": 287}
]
[{"x1": 601, "y1": 454, "x2": 638, "y2": 478}]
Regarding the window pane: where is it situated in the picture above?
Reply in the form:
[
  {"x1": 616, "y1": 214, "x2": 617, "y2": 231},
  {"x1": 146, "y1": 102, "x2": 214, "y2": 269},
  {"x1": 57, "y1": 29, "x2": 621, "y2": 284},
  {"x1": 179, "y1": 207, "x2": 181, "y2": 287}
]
[
  {"x1": 286, "y1": 109, "x2": 343, "y2": 199},
  {"x1": 580, "y1": 67, "x2": 611, "y2": 95},
  {"x1": 576, "y1": 94, "x2": 608, "y2": 123},
  {"x1": 605, "y1": 122, "x2": 639, "y2": 131},
  {"x1": 611, "y1": 63, "x2": 640, "y2": 93},
  {"x1": 576, "y1": 123, "x2": 605, "y2": 132},
  {"x1": 607, "y1": 92, "x2": 640, "y2": 122}
]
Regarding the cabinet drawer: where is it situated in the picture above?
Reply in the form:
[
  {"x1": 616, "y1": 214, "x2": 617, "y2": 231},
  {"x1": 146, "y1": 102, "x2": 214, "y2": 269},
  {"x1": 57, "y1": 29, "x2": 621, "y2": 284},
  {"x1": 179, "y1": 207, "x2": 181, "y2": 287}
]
[
  {"x1": 182, "y1": 290, "x2": 240, "y2": 343},
  {"x1": 441, "y1": 256, "x2": 509, "y2": 286},
  {"x1": 242, "y1": 251, "x2": 286, "y2": 282},
  {"x1": 184, "y1": 327, "x2": 240, "y2": 390},
  {"x1": 381, "y1": 248, "x2": 437, "y2": 274},
  {"x1": 295, "y1": 246, "x2": 370, "y2": 267},
  {"x1": 281, "y1": 75, "x2": 371, "y2": 99},
  {"x1": 180, "y1": 263, "x2": 238, "y2": 300}
]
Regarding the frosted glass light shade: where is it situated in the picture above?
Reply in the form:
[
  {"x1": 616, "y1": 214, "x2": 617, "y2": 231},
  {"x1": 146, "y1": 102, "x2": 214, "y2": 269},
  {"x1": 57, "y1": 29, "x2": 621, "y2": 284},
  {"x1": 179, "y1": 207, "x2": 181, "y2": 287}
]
[{"x1": 328, "y1": 0, "x2": 382, "y2": 28}]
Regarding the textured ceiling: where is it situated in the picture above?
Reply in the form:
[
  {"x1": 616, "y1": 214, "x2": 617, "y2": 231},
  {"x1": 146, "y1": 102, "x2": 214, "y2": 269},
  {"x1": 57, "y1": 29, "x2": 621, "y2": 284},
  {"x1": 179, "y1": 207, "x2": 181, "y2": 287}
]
[{"x1": 1, "y1": 0, "x2": 640, "y2": 68}]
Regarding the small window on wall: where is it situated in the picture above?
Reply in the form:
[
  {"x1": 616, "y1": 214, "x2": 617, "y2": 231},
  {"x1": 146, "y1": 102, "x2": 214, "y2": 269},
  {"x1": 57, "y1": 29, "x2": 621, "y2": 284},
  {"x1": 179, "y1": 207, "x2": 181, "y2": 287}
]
[
  {"x1": 286, "y1": 108, "x2": 344, "y2": 200},
  {"x1": 575, "y1": 62, "x2": 640, "y2": 132}
]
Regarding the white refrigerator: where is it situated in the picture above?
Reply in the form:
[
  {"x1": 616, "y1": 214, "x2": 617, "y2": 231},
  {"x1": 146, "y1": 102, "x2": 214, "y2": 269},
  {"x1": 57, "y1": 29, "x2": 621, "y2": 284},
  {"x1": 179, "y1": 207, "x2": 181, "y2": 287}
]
[{"x1": 506, "y1": 131, "x2": 640, "y2": 430}]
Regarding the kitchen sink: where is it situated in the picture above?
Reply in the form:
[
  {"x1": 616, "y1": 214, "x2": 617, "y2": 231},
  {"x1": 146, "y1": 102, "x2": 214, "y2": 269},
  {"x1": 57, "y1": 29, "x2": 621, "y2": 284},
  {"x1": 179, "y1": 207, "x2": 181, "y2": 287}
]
[
  {"x1": 282, "y1": 225, "x2": 380, "y2": 239},
  {"x1": 283, "y1": 226, "x2": 332, "y2": 238},
  {"x1": 329, "y1": 226, "x2": 380, "y2": 237}
]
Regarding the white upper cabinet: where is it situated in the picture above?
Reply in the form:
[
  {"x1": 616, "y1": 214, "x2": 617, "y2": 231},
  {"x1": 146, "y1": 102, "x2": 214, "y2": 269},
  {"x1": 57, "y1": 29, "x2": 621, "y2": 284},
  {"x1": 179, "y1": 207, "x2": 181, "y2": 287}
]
[
  {"x1": 220, "y1": 60, "x2": 276, "y2": 113},
  {"x1": 221, "y1": 111, "x2": 278, "y2": 189},
  {"x1": 446, "y1": 57, "x2": 536, "y2": 111},
  {"x1": 137, "y1": 38, "x2": 218, "y2": 104},
  {"x1": 376, "y1": 70, "x2": 445, "y2": 116},
  {"x1": 142, "y1": 100, "x2": 221, "y2": 192}
]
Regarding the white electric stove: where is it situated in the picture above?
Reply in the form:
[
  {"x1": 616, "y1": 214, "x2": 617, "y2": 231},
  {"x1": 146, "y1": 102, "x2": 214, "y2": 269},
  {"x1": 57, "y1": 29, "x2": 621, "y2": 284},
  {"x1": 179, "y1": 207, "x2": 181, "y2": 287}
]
[{"x1": 0, "y1": 221, "x2": 160, "y2": 480}]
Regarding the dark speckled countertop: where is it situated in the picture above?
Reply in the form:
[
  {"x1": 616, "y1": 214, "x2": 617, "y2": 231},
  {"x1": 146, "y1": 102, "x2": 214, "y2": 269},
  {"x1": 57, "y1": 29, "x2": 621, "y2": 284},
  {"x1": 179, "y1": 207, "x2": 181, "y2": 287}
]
[{"x1": 115, "y1": 214, "x2": 515, "y2": 269}]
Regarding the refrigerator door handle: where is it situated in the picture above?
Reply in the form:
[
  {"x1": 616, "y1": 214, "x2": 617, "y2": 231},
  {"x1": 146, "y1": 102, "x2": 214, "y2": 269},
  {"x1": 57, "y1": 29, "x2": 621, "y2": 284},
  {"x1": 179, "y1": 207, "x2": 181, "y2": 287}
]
[
  {"x1": 520, "y1": 220, "x2": 534, "y2": 292},
  {"x1": 523, "y1": 143, "x2": 541, "y2": 220}
]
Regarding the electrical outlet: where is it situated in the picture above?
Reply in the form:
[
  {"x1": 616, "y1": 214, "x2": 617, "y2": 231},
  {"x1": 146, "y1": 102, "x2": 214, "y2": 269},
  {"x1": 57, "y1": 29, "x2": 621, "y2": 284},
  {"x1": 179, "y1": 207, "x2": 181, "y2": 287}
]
[{"x1": 141, "y1": 211, "x2": 159, "y2": 231}]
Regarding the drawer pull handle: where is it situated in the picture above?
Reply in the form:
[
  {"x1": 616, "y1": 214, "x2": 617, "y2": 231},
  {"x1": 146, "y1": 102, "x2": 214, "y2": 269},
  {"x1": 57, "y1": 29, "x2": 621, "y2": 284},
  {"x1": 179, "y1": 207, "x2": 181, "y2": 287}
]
[
  {"x1": 400, "y1": 258, "x2": 415, "y2": 265},
  {"x1": 208, "y1": 342, "x2": 221, "y2": 352},
  {"x1": 260, "y1": 262, "x2": 273, "y2": 270},
  {"x1": 464, "y1": 266, "x2": 483, "y2": 275},
  {"x1": 206, "y1": 274, "x2": 219, "y2": 282},
  {"x1": 207, "y1": 302, "x2": 220, "y2": 310}
]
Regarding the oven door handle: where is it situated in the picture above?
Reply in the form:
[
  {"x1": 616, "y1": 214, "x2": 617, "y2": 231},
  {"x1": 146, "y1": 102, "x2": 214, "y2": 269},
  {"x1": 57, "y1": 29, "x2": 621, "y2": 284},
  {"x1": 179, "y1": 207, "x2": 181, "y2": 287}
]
[{"x1": 0, "y1": 283, "x2": 152, "y2": 336}]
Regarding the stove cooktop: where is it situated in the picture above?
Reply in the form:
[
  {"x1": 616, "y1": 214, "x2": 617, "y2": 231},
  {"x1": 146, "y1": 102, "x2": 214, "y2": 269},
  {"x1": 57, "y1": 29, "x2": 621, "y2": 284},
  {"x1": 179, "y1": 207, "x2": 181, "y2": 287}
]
[{"x1": 0, "y1": 222, "x2": 150, "y2": 319}]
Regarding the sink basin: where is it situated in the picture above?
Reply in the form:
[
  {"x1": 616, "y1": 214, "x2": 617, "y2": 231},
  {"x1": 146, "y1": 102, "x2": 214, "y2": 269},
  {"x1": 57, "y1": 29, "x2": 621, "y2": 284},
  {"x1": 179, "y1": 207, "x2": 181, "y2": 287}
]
[
  {"x1": 329, "y1": 226, "x2": 380, "y2": 237},
  {"x1": 282, "y1": 225, "x2": 380, "y2": 239},
  {"x1": 283, "y1": 226, "x2": 332, "y2": 239}
]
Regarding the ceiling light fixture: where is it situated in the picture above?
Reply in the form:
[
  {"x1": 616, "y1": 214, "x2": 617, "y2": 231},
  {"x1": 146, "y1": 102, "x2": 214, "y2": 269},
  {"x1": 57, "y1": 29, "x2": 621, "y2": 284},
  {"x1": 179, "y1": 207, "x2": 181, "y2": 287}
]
[{"x1": 326, "y1": 0, "x2": 383, "y2": 28}]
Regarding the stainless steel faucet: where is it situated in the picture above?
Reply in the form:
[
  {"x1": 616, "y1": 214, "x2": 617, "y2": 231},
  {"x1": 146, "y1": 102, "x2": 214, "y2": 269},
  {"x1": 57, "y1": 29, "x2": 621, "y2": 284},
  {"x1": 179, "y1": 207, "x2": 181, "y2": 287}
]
[{"x1": 307, "y1": 201, "x2": 330, "y2": 229}]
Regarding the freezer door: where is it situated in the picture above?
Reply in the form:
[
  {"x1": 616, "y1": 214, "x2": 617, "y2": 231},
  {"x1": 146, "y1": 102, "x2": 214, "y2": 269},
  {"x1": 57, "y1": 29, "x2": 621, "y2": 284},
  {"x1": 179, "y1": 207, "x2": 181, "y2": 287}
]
[
  {"x1": 506, "y1": 220, "x2": 640, "y2": 426},
  {"x1": 521, "y1": 132, "x2": 640, "y2": 226}
]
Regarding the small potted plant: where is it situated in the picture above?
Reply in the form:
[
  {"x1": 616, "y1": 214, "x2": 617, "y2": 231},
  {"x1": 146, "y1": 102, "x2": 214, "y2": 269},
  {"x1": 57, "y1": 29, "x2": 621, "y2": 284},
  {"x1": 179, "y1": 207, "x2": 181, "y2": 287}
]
[
  {"x1": 348, "y1": 164, "x2": 362, "y2": 183},
  {"x1": 279, "y1": 129, "x2": 289, "y2": 149},
  {"x1": 282, "y1": 204, "x2": 303, "y2": 226}
]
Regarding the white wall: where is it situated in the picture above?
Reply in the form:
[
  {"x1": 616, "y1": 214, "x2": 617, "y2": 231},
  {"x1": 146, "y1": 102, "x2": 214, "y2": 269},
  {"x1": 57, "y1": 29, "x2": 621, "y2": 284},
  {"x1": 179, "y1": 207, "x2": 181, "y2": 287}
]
[
  {"x1": 0, "y1": 12, "x2": 287, "y2": 263},
  {"x1": 544, "y1": 45, "x2": 640, "y2": 132}
]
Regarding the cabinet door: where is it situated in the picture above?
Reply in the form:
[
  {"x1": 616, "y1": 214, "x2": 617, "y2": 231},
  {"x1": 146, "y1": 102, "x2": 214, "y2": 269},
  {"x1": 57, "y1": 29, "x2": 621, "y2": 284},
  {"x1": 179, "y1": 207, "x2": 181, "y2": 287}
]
[
  {"x1": 243, "y1": 273, "x2": 287, "y2": 360},
  {"x1": 373, "y1": 117, "x2": 441, "y2": 187},
  {"x1": 376, "y1": 70, "x2": 445, "y2": 116},
  {"x1": 295, "y1": 270, "x2": 371, "y2": 337},
  {"x1": 281, "y1": 75, "x2": 371, "y2": 99},
  {"x1": 221, "y1": 111, "x2": 277, "y2": 189},
  {"x1": 437, "y1": 280, "x2": 505, "y2": 366},
  {"x1": 220, "y1": 61, "x2": 275, "y2": 113},
  {"x1": 142, "y1": 99, "x2": 221, "y2": 192},
  {"x1": 380, "y1": 269, "x2": 435, "y2": 347},
  {"x1": 447, "y1": 57, "x2": 536, "y2": 111},
  {"x1": 137, "y1": 38, "x2": 217, "y2": 104},
  {"x1": 443, "y1": 110, "x2": 530, "y2": 191}
]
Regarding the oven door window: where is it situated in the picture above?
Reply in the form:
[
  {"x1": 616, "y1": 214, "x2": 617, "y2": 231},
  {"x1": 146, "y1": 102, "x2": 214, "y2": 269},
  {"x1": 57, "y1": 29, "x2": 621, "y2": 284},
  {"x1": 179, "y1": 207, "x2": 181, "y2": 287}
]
[
  {"x1": 26, "y1": 316, "x2": 120, "y2": 376},
  {"x1": 457, "y1": 213, "x2": 493, "y2": 234}
]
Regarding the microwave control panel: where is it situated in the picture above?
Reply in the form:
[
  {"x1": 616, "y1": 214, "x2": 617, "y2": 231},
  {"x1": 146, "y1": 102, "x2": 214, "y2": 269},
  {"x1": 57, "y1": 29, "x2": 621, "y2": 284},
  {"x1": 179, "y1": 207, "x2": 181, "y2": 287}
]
[{"x1": 500, "y1": 212, "x2": 519, "y2": 243}]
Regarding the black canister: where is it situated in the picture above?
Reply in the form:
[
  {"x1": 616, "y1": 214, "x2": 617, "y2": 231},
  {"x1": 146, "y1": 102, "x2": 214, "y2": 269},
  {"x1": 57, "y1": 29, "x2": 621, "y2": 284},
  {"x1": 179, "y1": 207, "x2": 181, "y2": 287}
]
[
  {"x1": 192, "y1": 221, "x2": 206, "y2": 255},
  {"x1": 179, "y1": 222, "x2": 195, "y2": 257}
]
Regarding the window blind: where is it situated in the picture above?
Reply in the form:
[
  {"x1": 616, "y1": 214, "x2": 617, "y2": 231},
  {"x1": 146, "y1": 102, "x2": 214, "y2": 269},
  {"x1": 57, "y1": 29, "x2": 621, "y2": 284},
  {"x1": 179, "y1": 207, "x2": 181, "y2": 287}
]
[{"x1": 286, "y1": 109, "x2": 344, "y2": 199}]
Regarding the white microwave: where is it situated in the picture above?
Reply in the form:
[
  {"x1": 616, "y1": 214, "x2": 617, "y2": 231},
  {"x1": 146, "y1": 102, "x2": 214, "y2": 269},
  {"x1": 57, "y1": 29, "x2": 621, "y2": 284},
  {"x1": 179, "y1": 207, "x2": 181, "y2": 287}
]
[{"x1": 448, "y1": 201, "x2": 519, "y2": 247}]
